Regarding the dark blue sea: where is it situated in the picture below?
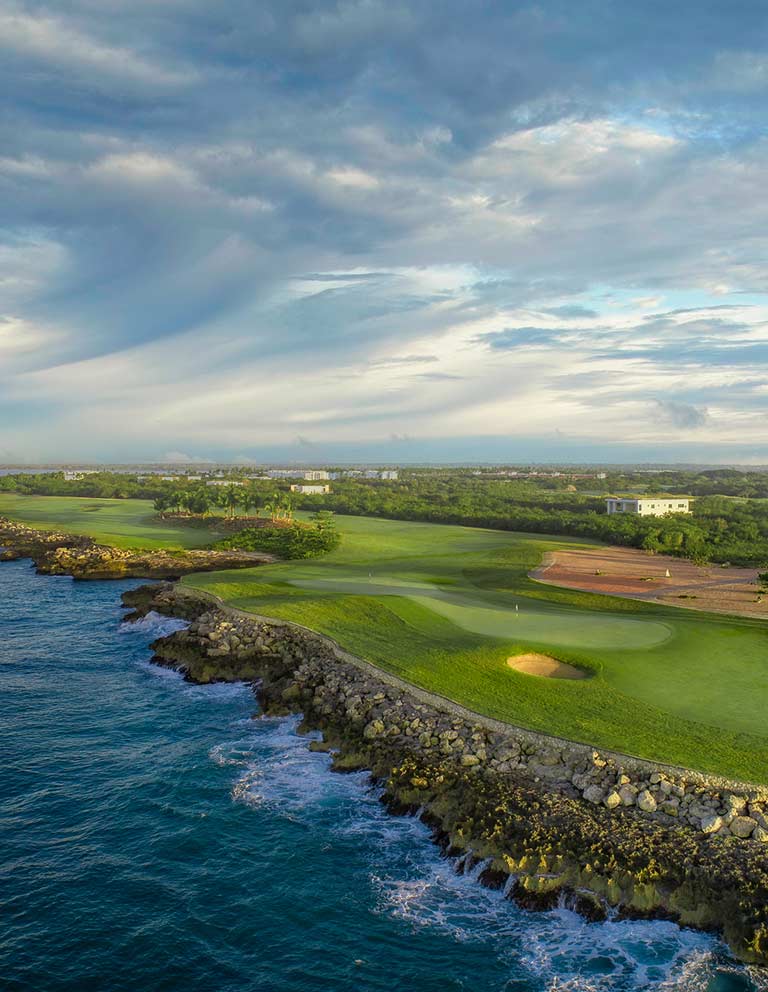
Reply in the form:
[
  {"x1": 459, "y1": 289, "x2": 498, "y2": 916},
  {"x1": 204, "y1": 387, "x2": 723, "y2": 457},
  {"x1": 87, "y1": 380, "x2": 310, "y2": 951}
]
[{"x1": 1, "y1": 558, "x2": 764, "y2": 992}]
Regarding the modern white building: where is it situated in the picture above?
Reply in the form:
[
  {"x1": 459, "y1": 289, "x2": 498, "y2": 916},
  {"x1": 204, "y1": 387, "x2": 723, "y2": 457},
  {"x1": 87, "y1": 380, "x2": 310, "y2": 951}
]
[
  {"x1": 290, "y1": 484, "x2": 330, "y2": 494},
  {"x1": 303, "y1": 470, "x2": 330, "y2": 481},
  {"x1": 606, "y1": 497, "x2": 690, "y2": 517}
]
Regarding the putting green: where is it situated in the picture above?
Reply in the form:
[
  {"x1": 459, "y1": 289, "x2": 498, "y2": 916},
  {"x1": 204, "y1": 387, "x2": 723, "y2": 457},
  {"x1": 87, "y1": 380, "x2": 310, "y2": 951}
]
[
  {"x1": 290, "y1": 576, "x2": 671, "y2": 650},
  {"x1": 408, "y1": 595, "x2": 671, "y2": 650}
]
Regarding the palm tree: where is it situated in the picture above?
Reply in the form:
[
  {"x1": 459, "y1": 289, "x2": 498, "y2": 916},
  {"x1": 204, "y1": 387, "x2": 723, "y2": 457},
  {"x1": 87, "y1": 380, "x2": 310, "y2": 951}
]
[
  {"x1": 221, "y1": 484, "x2": 243, "y2": 519},
  {"x1": 240, "y1": 488, "x2": 256, "y2": 517},
  {"x1": 282, "y1": 494, "x2": 294, "y2": 520}
]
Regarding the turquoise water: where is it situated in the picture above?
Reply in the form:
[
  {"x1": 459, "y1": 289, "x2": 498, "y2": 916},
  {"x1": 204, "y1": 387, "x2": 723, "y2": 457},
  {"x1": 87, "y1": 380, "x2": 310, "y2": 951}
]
[{"x1": 0, "y1": 558, "x2": 763, "y2": 992}]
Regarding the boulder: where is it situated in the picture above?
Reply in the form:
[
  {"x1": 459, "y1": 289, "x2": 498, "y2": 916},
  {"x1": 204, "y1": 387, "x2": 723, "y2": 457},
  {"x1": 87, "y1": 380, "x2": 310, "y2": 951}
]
[
  {"x1": 583, "y1": 785, "x2": 604, "y2": 805},
  {"x1": 618, "y1": 785, "x2": 637, "y2": 806},
  {"x1": 729, "y1": 816, "x2": 758, "y2": 839},
  {"x1": 636, "y1": 790, "x2": 657, "y2": 813},
  {"x1": 701, "y1": 814, "x2": 724, "y2": 835}
]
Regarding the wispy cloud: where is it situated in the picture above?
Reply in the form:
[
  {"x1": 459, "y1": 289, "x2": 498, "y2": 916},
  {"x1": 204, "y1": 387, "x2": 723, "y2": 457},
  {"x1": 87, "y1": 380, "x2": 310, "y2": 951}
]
[{"x1": 2, "y1": 0, "x2": 768, "y2": 462}]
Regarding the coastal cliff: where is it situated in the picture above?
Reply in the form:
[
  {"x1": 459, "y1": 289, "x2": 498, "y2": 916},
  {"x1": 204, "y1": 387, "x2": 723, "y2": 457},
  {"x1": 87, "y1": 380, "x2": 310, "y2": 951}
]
[
  {"x1": 124, "y1": 581, "x2": 768, "y2": 967},
  {"x1": 0, "y1": 517, "x2": 274, "y2": 579}
]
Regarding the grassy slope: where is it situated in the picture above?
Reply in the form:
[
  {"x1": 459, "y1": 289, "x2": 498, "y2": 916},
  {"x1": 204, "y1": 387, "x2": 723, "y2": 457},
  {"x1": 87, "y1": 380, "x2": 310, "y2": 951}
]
[
  {"x1": 2, "y1": 496, "x2": 766, "y2": 781},
  {"x1": 0, "y1": 494, "x2": 223, "y2": 549},
  {"x1": 186, "y1": 515, "x2": 768, "y2": 783}
]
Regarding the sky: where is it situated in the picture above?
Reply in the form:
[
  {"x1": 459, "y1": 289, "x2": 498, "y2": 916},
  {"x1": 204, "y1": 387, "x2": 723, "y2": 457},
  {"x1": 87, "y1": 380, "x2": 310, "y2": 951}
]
[{"x1": 2, "y1": 0, "x2": 768, "y2": 465}]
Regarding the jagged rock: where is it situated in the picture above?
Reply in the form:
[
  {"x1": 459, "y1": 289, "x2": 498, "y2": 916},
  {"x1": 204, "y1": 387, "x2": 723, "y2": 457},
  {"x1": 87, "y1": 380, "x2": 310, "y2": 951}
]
[
  {"x1": 730, "y1": 816, "x2": 758, "y2": 839},
  {"x1": 637, "y1": 790, "x2": 657, "y2": 813},
  {"x1": 619, "y1": 785, "x2": 638, "y2": 806},
  {"x1": 701, "y1": 814, "x2": 725, "y2": 834}
]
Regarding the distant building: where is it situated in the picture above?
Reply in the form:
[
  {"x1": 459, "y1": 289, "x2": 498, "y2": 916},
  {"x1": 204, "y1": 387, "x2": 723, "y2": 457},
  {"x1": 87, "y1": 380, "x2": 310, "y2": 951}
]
[
  {"x1": 290, "y1": 484, "x2": 330, "y2": 494},
  {"x1": 303, "y1": 470, "x2": 330, "y2": 481},
  {"x1": 205, "y1": 479, "x2": 235, "y2": 487},
  {"x1": 359, "y1": 469, "x2": 399, "y2": 480},
  {"x1": 266, "y1": 469, "x2": 300, "y2": 479},
  {"x1": 63, "y1": 470, "x2": 98, "y2": 481},
  {"x1": 606, "y1": 497, "x2": 690, "y2": 517},
  {"x1": 596, "y1": 472, "x2": 607, "y2": 480}
]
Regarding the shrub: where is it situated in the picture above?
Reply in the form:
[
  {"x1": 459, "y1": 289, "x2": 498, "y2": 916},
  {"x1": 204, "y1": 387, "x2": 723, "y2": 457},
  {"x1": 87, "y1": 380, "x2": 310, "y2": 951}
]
[{"x1": 213, "y1": 519, "x2": 340, "y2": 559}]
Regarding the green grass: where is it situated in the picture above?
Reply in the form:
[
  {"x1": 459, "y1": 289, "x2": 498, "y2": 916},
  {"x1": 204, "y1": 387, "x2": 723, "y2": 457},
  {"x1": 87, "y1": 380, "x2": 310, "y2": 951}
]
[
  {"x1": 3, "y1": 496, "x2": 767, "y2": 782},
  {"x1": 0, "y1": 494, "x2": 224, "y2": 549},
  {"x1": 185, "y1": 514, "x2": 768, "y2": 784}
]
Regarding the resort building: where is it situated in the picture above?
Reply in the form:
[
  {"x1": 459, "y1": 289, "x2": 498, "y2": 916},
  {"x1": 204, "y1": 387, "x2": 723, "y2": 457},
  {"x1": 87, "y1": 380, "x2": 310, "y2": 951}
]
[
  {"x1": 63, "y1": 470, "x2": 98, "y2": 481},
  {"x1": 605, "y1": 497, "x2": 691, "y2": 517},
  {"x1": 290, "y1": 484, "x2": 331, "y2": 494}
]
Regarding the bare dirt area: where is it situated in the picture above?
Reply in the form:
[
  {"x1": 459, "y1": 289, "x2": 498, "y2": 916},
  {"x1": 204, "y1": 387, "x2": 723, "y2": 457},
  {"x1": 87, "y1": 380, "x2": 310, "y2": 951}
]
[
  {"x1": 506, "y1": 653, "x2": 587, "y2": 679},
  {"x1": 531, "y1": 547, "x2": 767, "y2": 619}
]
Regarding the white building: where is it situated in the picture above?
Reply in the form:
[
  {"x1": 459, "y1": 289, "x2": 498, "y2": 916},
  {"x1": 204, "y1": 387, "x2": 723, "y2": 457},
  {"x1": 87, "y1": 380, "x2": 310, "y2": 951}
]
[
  {"x1": 290, "y1": 484, "x2": 330, "y2": 494},
  {"x1": 63, "y1": 470, "x2": 98, "y2": 481},
  {"x1": 606, "y1": 497, "x2": 690, "y2": 517},
  {"x1": 303, "y1": 470, "x2": 330, "y2": 481},
  {"x1": 360, "y1": 469, "x2": 399, "y2": 480}
]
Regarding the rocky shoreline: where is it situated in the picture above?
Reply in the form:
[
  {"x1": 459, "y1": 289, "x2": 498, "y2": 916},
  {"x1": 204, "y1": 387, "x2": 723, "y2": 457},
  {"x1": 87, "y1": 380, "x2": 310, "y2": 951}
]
[
  {"x1": 124, "y1": 580, "x2": 768, "y2": 967},
  {"x1": 0, "y1": 517, "x2": 274, "y2": 579}
]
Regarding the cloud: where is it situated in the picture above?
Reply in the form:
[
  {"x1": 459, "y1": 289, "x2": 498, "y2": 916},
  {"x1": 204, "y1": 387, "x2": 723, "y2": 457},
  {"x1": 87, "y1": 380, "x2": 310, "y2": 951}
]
[
  {"x1": 541, "y1": 305, "x2": 599, "y2": 320},
  {"x1": 654, "y1": 401, "x2": 709, "y2": 430},
  {"x1": 3, "y1": 0, "x2": 768, "y2": 461},
  {"x1": 162, "y1": 451, "x2": 212, "y2": 464},
  {"x1": 0, "y1": 7, "x2": 193, "y2": 92}
]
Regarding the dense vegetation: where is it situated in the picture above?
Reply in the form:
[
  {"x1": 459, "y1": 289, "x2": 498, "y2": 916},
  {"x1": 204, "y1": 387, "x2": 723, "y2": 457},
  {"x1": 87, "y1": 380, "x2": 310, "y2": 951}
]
[
  {"x1": 214, "y1": 515, "x2": 341, "y2": 560},
  {"x1": 3, "y1": 468, "x2": 768, "y2": 565}
]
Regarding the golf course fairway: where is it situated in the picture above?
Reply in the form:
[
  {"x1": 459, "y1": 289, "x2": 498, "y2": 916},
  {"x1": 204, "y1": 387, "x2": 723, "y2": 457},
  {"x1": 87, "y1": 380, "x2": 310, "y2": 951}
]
[
  {"x1": 185, "y1": 514, "x2": 768, "y2": 784},
  {"x1": 1, "y1": 495, "x2": 766, "y2": 783}
]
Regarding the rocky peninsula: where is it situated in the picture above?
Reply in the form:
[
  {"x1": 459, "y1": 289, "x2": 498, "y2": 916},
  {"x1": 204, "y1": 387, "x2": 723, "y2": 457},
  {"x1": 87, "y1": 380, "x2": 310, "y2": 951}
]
[
  {"x1": 0, "y1": 517, "x2": 274, "y2": 579},
  {"x1": 123, "y1": 580, "x2": 768, "y2": 967}
]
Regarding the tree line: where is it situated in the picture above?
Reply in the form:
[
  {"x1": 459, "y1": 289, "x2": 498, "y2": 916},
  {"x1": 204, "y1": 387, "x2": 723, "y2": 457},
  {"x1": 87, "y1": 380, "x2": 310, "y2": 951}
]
[{"x1": 3, "y1": 470, "x2": 768, "y2": 566}]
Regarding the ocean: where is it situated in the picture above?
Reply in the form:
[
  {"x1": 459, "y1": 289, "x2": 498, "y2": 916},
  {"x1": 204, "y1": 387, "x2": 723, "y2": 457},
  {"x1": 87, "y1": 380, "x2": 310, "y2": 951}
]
[{"x1": 0, "y1": 557, "x2": 762, "y2": 992}]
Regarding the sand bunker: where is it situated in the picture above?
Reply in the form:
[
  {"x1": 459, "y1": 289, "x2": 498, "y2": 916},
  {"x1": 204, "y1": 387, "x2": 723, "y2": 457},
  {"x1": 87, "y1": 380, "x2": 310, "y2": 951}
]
[{"x1": 506, "y1": 653, "x2": 587, "y2": 680}]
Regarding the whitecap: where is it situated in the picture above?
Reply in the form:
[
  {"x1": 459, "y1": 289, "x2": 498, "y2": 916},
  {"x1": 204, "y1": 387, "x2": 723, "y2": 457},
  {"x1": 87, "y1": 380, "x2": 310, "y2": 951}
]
[
  {"x1": 208, "y1": 707, "x2": 757, "y2": 992},
  {"x1": 119, "y1": 610, "x2": 189, "y2": 637}
]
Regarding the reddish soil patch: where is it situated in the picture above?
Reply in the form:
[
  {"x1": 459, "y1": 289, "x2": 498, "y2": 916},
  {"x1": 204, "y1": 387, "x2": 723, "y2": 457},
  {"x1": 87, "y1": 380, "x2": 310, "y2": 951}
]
[{"x1": 531, "y1": 547, "x2": 767, "y2": 619}]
